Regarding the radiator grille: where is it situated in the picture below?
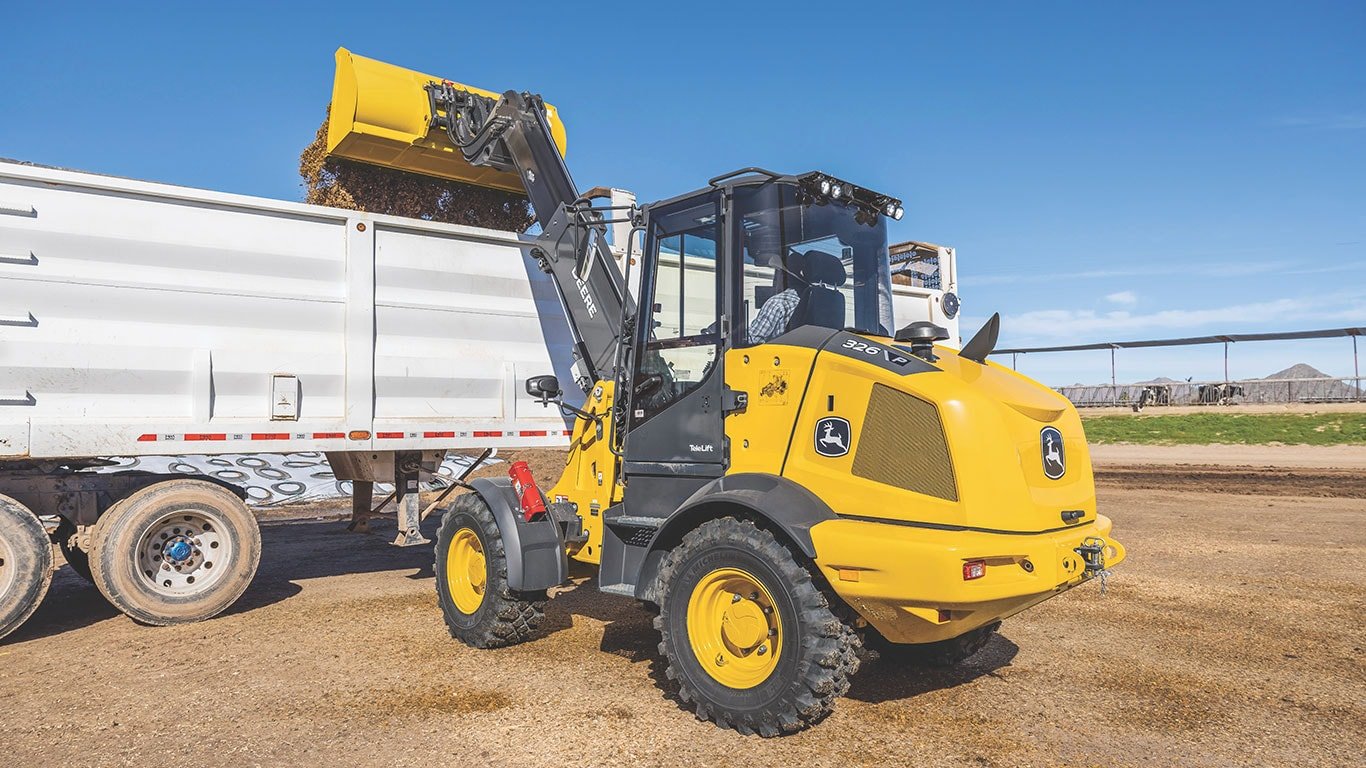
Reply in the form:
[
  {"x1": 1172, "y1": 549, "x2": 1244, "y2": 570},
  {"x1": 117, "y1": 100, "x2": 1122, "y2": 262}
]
[{"x1": 851, "y1": 384, "x2": 958, "y2": 501}]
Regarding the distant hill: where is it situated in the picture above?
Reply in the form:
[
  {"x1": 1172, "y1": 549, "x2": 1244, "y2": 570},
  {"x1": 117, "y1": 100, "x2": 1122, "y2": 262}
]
[
  {"x1": 1263, "y1": 363, "x2": 1331, "y2": 380},
  {"x1": 1244, "y1": 362, "x2": 1361, "y2": 401}
]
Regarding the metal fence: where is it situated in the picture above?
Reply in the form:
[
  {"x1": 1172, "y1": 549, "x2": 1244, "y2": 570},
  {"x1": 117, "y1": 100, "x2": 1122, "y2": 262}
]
[
  {"x1": 996, "y1": 327, "x2": 1364, "y2": 408},
  {"x1": 1058, "y1": 377, "x2": 1364, "y2": 409}
]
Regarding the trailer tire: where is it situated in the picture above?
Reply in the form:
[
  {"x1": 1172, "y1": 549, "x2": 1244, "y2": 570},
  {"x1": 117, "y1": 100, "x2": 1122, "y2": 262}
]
[
  {"x1": 434, "y1": 493, "x2": 545, "y2": 649},
  {"x1": 0, "y1": 494, "x2": 53, "y2": 641},
  {"x1": 89, "y1": 480, "x2": 260, "y2": 626},
  {"x1": 654, "y1": 517, "x2": 861, "y2": 736}
]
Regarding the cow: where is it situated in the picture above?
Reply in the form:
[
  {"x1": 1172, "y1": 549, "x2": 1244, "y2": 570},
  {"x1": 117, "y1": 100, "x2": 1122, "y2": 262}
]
[
  {"x1": 1131, "y1": 384, "x2": 1172, "y2": 412},
  {"x1": 1197, "y1": 383, "x2": 1243, "y2": 405}
]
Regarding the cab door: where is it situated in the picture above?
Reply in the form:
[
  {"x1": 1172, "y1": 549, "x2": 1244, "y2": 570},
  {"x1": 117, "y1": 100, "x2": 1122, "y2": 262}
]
[{"x1": 621, "y1": 193, "x2": 727, "y2": 518}]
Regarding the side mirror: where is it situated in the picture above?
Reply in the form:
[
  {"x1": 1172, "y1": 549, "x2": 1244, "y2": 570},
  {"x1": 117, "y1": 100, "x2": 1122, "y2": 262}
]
[{"x1": 525, "y1": 375, "x2": 562, "y2": 404}]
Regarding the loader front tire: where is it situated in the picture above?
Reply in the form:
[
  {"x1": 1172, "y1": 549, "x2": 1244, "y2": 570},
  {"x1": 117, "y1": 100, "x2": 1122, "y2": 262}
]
[
  {"x1": 0, "y1": 494, "x2": 54, "y2": 641},
  {"x1": 654, "y1": 517, "x2": 861, "y2": 736},
  {"x1": 89, "y1": 480, "x2": 260, "y2": 626},
  {"x1": 434, "y1": 493, "x2": 545, "y2": 649}
]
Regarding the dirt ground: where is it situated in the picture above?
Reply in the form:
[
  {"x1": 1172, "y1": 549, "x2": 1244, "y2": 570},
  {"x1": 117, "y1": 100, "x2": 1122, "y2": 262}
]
[
  {"x1": 1091, "y1": 443, "x2": 1366, "y2": 470},
  {"x1": 3, "y1": 460, "x2": 1363, "y2": 766}
]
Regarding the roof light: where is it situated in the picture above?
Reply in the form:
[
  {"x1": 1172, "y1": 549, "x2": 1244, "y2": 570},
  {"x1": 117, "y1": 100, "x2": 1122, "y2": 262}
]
[
  {"x1": 830, "y1": 184, "x2": 843, "y2": 199},
  {"x1": 818, "y1": 178, "x2": 832, "y2": 195},
  {"x1": 893, "y1": 205, "x2": 904, "y2": 220}
]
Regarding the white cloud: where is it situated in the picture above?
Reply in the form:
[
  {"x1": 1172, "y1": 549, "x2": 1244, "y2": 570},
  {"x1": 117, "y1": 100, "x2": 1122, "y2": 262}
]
[
  {"x1": 967, "y1": 259, "x2": 1286, "y2": 287},
  {"x1": 1005, "y1": 293, "x2": 1366, "y2": 338},
  {"x1": 966, "y1": 257, "x2": 1366, "y2": 288},
  {"x1": 1105, "y1": 290, "x2": 1137, "y2": 306}
]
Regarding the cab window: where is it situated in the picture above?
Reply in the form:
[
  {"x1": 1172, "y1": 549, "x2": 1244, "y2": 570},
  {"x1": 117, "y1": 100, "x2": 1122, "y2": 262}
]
[{"x1": 632, "y1": 196, "x2": 722, "y2": 425}]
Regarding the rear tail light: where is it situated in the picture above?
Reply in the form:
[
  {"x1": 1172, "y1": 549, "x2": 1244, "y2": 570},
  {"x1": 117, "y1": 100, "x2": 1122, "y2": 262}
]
[{"x1": 962, "y1": 560, "x2": 986, "y2": 581}]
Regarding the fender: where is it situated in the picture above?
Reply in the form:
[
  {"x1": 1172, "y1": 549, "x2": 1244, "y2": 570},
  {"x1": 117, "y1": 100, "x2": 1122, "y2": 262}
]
[
  {"x1": 633, "y1": 473, "x2": 837, "y2": 600},
  {"x1": 467, "y1": 478, "x2": 568, "y2": 592}
]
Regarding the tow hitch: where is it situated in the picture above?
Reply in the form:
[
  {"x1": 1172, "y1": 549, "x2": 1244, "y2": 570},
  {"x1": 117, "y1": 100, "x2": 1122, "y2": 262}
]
[{"x1": 1074, "y1": 537, "x2": 1112, "y2": 594}]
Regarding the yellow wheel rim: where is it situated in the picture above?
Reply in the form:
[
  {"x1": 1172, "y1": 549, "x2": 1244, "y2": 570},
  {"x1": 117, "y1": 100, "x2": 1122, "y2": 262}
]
[
  {"x1": 686, "y1": 567, "x2": 783, "y2": 689},
  {"x1": 445, "y1": 527, "x2": 487, "y2": 614}
]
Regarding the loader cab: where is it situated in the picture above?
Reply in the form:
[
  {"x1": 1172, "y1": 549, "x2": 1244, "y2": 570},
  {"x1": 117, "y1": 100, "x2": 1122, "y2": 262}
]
[{"x1": 620, "y1": 170, "x2": 900, "y2": 514}]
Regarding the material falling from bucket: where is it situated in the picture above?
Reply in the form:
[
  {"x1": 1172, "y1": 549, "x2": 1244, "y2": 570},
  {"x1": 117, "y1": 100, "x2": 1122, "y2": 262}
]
[{"x1": 299, "y1": 110, "x2": 534, "y2": 231}]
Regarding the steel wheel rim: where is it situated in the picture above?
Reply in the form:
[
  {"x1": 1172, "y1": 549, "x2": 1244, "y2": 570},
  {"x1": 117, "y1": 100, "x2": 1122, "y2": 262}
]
[
  {"x1": 0, "y1": 534, "x2": 15, "y2": 597},
  {"x1": 446, "y1": 527, "x2": 486, "y2": 614},
  {"x1": 135, "y1": 508, "x2": 232, "y2": 596},
  {"x1": 686, "y1": 566, "x2": 783, "y2": 689}
]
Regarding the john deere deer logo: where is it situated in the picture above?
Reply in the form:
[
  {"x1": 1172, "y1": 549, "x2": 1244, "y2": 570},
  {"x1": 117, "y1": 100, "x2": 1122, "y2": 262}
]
[
  {"x1": 814, "y1": 417, "x2": 851, "y2": 458},
  {"x1": 1041, "y1": 426, "x2": 1066, "y2": 479}
]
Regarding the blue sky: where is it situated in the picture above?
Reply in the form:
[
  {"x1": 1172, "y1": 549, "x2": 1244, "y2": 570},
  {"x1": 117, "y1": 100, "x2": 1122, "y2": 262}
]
[{"x1": 4, "y1": 1, "x2": 1363, "y2": 384}]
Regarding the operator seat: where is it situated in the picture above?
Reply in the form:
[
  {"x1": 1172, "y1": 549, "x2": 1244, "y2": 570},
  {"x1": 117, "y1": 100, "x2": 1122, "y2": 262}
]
[
  {"x1": 790, "y1": 250, "x2": 846, "y2": 331},
  {"x1": 753, "y1": 249, "x2": 808, "y2": 312}
]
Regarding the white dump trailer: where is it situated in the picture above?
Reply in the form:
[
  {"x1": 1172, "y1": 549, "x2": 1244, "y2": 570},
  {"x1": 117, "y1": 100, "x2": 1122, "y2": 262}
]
[
  {"x1": 0, "y1": 160, "x2": 961, "y2": 640},
  {"x1": 0, "y1": 159, "x2": 582, "y2": 637}
]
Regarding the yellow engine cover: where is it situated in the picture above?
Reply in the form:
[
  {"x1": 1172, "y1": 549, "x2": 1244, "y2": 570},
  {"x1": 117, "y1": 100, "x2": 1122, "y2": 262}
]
[
  {"x1": 325, "y1": 47, "x2": 569, "y2": 193},
  {"x1": 726, "y1": 335, "x2": 1125, "y2": 644}
]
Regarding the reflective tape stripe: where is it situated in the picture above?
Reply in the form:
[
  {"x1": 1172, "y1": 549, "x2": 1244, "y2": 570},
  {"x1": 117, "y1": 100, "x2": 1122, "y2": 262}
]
[{"x1": 134, "y1": 427, "x2": 569, "y2": 443}]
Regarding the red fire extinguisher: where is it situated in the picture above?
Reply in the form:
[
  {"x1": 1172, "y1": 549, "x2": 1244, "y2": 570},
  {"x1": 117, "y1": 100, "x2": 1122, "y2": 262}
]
[{"x1": 508, "y1": 461, "x2": 547, "y2": 522}]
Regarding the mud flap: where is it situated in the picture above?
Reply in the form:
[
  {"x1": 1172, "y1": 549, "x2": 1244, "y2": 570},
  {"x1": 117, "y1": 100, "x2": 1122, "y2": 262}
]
[{"x1": 467, "y1": 478, "x2": 567, "y2": 592}]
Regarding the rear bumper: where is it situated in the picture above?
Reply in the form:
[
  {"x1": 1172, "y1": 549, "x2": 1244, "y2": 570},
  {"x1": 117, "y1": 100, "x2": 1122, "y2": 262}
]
[{"x1": 809, "y1": 514, "x2": 1125, "y2": 643}]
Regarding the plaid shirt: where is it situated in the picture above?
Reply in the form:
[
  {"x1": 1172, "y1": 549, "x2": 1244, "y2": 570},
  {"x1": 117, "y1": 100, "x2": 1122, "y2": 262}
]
[{"x1": 748, "y1": 288, "x2": 800, "y2": 344}]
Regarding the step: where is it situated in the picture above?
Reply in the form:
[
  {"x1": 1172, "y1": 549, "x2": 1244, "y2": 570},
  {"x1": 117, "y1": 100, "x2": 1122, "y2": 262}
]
[
  {"x1": 598, "y1": 582, "x2": 636, "y2": 598},
  {"x1": 608, "y1": 515, "x2": 663, "y2": 529}
]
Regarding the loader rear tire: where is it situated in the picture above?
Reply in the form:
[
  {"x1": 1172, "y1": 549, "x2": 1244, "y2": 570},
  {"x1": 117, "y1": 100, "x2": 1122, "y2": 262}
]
[
  {"x1": 0, "y1": 494, "x2": 54, "y2": 641},
  {"x1": 654, "y1": 517, "x2": 860, "y2": 736},
  {"x1": 434, "y1": 493, "x2": 545, "y2": 649},
  {"x1": 89, "y1": 480, "x2": 260, "y2": 626}
]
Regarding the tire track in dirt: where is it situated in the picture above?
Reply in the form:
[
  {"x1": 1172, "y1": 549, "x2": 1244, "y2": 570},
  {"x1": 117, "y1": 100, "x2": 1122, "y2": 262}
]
[{"x1": 1096, "y1": 465, "x2": 1366, "y2": 497}]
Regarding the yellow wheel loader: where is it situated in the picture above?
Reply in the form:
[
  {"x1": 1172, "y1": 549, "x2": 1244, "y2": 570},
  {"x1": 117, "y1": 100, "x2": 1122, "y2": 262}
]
[{"x1": 328, "y1": 48, "x2": 1126, "y2": 736}]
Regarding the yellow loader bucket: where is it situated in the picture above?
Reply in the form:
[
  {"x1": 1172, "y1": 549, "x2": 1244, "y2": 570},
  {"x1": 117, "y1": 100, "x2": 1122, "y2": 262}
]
[{"x1": 325, "y1": 47, "x2": 568, "y2": 193}]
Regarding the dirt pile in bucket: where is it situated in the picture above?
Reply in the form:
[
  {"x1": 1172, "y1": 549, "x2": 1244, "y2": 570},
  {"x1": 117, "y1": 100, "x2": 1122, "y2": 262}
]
[{"x1": 299, "y1": 110, "x2": 534, "y2": 232}]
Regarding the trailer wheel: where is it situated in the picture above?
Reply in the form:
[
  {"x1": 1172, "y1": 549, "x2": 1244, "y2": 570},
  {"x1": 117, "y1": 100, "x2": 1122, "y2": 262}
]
[
  {"x1": 0, "y1": 494, "x2": 53, "y2": 641},
  {"x1": 434, "y1": 493, "x2": 545, "y2": 648},
  {"x1": 89, "y1": 480, "x2": 260, "y2": 626},
  {"x1": 869, "y1": 621, "x2": 1000, "y2": 667},
  {"x1": 654, "y1": 517, "x2": 861, "y2": 736}
]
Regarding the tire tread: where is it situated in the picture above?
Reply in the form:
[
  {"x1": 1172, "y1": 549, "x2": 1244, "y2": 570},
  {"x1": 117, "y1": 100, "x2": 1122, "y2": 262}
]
[
  {"x1": 434, "y1": 493, "x2": 545, "y2": 649},
  {"x1": 653, "y1": 516, "x2": 860, "y2": 736}
]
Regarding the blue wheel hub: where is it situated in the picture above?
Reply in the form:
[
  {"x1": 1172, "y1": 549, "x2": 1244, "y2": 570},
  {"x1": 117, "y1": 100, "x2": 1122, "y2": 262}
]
[{"x1": 165, "y1": 539, "x2": 193, "y2": 564}]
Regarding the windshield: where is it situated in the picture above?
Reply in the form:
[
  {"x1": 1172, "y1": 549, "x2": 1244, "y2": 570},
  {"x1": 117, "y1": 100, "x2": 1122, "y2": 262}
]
[{"x1": 734, "y1": 182, "x2": 895, "y2": 344}]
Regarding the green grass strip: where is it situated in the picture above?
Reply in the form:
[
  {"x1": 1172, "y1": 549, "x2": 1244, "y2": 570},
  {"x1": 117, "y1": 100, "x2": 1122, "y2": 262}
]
[{"x1": 1080, "y1": 412, "x2": 1366, "y2": 446}]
